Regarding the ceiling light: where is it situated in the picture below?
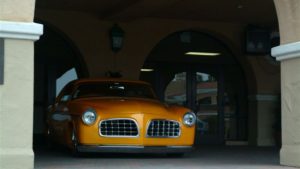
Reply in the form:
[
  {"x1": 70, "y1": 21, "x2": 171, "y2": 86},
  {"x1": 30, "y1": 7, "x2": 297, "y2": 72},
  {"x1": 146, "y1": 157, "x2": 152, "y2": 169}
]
[
  {"x1": 140, "y1": 68, "x2": 154, "y2": 72},
  {"x1": 185, "y1": 52, "x2": 221, "y2": 56}
]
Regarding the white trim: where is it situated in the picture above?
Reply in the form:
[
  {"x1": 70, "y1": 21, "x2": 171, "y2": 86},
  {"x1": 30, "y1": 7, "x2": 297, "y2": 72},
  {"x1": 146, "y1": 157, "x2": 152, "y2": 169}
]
[
  {"x1": 271, "y1": 41, "x2": 300, "y2": 61},
  {"x1": 248, "y1": 94, "x2": 279, "y2": 101},
  {"x1": 0, "y1": 21, "x2": 43, "y2": 41}
]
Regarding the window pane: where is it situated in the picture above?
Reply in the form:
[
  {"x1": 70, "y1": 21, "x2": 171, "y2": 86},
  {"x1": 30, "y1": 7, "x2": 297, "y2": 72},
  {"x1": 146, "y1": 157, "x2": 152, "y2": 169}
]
[
  {"x1": 56, "y1": 68, "x2": 78, "y2": 96},
  {"x1": 164, "y1": 72, "x2": 187, "y2": 106},
  {"x1": 196, "y1": 72, "x2": 218, "y2": 136}
]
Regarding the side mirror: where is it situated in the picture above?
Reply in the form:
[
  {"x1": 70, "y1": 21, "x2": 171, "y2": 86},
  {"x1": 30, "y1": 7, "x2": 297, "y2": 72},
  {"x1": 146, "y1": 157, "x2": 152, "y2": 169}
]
[{"x1": 61, "y1": 95, "x2": 71, "y2": 102}]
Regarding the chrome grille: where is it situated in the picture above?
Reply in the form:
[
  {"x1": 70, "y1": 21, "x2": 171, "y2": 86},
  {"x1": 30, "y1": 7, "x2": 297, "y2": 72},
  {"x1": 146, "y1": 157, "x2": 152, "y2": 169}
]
[
  {"x1": 147, "y1": 120, "x2": 180, "y2": 138},
  {"x1": 99, "y1": 119, "x2": 139, "y2": 137}
]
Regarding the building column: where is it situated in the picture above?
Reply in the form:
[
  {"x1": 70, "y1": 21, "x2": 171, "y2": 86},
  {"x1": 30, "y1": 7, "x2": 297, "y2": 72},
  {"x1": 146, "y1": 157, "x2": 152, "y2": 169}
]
[
  {"x1": 0, "y1": 21, "x2": 43, "y2": 169},
  {"x1": 272, "y1": 42, "x2": 300, "y2": 167},
  {"x1": 273, "y1": 0, "x2": 300, "y2": 167}
]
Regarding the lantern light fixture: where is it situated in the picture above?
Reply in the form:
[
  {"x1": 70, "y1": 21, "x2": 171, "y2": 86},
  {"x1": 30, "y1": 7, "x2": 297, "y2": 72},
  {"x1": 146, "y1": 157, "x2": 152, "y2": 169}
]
[{"x1": 109, "y1": 24, "x2": 124, "y2": 52}]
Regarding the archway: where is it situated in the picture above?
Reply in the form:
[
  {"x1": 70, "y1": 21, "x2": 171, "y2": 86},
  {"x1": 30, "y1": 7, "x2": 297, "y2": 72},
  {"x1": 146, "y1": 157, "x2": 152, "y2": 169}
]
[
  {"x1": 33, "y1": 22, "x2": 88, "y2": 145},
  {"x1": 140, "y1": 31, "x2": 248, "y2": 145}
]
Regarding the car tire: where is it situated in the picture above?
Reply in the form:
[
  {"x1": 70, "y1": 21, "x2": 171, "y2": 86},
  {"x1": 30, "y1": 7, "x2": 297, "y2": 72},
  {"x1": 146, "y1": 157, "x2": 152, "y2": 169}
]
[{"x1": 71, "y1": 130, "x2": 81, "y2": 157}]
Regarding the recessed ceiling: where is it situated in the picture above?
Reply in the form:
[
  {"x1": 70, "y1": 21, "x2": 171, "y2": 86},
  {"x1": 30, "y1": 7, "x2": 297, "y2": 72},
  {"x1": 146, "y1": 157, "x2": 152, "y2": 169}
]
[{"x1": 35, "y1": 0, "x2": 277, "y2": 24}]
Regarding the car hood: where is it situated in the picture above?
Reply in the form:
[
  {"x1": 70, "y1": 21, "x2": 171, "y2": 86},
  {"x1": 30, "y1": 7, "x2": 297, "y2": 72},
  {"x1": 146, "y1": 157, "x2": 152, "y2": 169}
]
[{"x1": 70, "y1": 97, "x2": 176, "y2": 116}]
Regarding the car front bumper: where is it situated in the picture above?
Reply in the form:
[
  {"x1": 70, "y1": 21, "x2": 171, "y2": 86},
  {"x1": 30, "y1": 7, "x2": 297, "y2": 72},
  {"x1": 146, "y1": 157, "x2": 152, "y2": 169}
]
[{"x1": 77, "y1": 145, "x2": 193, "y2": 153}]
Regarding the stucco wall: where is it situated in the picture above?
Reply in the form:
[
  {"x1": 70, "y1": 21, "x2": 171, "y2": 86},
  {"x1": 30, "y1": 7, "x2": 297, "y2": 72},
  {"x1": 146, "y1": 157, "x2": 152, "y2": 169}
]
[
  {"x1": 274, "y1": 0, "x2": 300, "y2": 44},
  {"x1": 273, "y1": 0, "x2": 300, "y2": 166},
  {"x1": 35, "y1": 10, "x2": 279, "y2": 91},
  {"x1": 0, "y1": 1, "x2": 39, "y2": 168},
  {"x1": 279, "y1": 58, "x2": 300, "y2": 166},
  {"x1": 0, "y1": 0, "x2": 36, "y2": 22},
  {"x1": 0, "y1": 39, "x2": 35, "y2": 169}
]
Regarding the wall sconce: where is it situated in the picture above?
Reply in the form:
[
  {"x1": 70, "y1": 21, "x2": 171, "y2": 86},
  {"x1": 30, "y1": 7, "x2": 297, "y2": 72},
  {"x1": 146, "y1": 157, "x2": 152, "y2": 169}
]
[{"x1": 110, "y1": 24, "x2": 124, "y2": 52}]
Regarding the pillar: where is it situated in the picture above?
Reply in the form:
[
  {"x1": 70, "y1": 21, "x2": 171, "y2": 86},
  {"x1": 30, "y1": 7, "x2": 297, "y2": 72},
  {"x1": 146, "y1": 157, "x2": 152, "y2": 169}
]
[
  {"x1": 0, "y1": 1, "x2": 43, "y2": 168},
  {"x1": 272, "y1": 0, "x2": 300, "y2": 167}
]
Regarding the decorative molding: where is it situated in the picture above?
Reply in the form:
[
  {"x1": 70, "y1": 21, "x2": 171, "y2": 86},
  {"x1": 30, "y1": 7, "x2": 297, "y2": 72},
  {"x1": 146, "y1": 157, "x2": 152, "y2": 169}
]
[
  {"x1": 271, "y1": 41, "x2": 300, "y2": 61},
  {"x1": 0, "y1": 21, "x2": 43, "y2": 41},
  {"x1": 248, "y1": 94, "x2": 280, "y2": 101}
]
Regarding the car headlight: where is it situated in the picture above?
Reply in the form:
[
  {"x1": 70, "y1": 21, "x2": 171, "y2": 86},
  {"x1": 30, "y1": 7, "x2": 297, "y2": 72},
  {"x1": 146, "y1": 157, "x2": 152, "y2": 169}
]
[
  {"x1": 183, "y1": 112, "x2": 196, "y2": 127},
  {"x1": 82, "y1": 108, "x2": 97, "y2": 125}
]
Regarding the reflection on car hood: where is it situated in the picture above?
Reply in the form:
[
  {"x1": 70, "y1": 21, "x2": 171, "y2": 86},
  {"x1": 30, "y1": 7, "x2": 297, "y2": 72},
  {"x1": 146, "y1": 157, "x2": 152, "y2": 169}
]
[{"x1": 71, "y1": 97, "x2": 174, "y2": 115}]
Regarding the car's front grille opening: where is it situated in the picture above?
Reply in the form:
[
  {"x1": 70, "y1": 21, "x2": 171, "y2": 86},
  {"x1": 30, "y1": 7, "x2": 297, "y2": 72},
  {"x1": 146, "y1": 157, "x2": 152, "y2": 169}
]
[
  {"x1": 147, "y1": 120, "x2": 180, "y2": 138},
  {"x1": 99, "y1": 119, "x2": 139, "y2": 137}
]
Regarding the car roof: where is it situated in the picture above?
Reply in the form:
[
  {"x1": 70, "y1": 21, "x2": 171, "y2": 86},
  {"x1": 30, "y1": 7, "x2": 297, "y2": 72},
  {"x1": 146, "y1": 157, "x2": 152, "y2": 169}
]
[{"x1": 71, "y1": 78, "x2": 151, "y2": 86}]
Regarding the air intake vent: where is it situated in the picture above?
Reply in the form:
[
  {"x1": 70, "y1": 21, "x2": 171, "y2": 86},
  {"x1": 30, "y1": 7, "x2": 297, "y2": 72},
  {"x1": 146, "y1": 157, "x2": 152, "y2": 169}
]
[
  {"x1": 147, "y1": 120, "x2": 180, "y2": 138},
  {"x1": 99, "y1": 119, "x2": 139, "y2": 137}
]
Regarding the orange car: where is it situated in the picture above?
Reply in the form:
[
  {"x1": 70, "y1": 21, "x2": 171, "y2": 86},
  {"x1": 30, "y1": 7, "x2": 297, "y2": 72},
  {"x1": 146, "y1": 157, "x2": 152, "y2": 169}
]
[{"x1": 47, "y1": 78, "x2": 196, "y2": 156}]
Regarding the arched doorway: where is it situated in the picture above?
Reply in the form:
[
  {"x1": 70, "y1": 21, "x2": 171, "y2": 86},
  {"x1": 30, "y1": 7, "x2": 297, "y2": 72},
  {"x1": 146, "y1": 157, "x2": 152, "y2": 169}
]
[
  {"x1": 33, "y1": 22, "x2": 88, "y2": 145},
  {"x1": 140, "y1": 31, "x2": 248, "y2": 144}
]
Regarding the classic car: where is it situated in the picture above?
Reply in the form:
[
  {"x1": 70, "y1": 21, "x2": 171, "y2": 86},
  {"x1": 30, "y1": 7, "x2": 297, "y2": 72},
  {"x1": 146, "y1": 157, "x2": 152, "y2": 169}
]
[{"x1": 46, "y1": 78, "x2": 196, "y2": 156}]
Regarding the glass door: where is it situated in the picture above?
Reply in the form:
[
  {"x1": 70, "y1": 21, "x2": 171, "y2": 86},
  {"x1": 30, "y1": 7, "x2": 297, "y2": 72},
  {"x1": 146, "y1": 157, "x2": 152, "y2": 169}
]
[
  {"x1": 164, "y1": 69, "x2": 225, "y2": 144},
  {"x1": 194, "y1": 72, "x2": 224, "y2": 144}
]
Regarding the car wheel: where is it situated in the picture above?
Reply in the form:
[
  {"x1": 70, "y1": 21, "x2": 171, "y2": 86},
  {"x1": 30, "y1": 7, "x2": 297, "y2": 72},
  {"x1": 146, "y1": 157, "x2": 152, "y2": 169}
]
[{"x1": 166, "y1": 153, "x2": 185, "y2": 157}]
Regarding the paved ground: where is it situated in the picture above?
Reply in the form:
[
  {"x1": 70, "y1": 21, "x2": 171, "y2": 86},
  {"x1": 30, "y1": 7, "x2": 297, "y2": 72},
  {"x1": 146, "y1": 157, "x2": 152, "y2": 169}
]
[{"x1": 34, "y1": 146, "x2": 298, "y2": 169}]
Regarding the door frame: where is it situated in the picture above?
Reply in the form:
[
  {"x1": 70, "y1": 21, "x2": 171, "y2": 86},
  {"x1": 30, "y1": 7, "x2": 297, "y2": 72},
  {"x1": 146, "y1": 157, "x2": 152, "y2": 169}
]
[{"x1": 155, "y1": 63, "x2": 225, "y2": 144}]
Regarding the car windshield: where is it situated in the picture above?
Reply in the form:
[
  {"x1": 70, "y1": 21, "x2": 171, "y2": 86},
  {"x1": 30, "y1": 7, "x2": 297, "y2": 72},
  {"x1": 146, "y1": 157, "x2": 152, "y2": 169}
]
[{"x1": 73, "y1": 82, "x2": 157, "y2": 99}]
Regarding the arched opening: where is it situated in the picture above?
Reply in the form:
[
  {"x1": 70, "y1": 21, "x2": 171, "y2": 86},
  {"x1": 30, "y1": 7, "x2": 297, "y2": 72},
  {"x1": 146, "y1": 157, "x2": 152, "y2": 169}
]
[
  {"x1": 140, "y1": 31, "x2": 248, "y2": 145},
  {"x1": 33, "y1": 22, "x2": 88, "y2": 145}
]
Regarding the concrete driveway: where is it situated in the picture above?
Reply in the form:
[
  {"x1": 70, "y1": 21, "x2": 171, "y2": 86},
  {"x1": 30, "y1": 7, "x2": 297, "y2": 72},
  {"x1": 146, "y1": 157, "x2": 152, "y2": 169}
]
[{"x1": 34, "y1": 146, "x2": 297, "y2": 169}]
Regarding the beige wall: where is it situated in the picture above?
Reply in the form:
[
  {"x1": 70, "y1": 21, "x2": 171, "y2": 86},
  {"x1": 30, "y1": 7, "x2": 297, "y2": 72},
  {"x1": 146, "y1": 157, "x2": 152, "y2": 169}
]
[
  {"x1": 0, "y1": 0, "x2": 39, "y2": 169},
  {"x1": 247, "y1": 56, "x2": 280, "y2": 94},
  {"x1": 37, "y1": 11, "x2": 247, "y2": 79},
  {"x1": 35, "y1": 10, "x2": 277, "y2": 86},
  {"x1": 247, "y1": 56, "x2": 280, "y2": 146},
  {"x1": 0, "y1": 39, "x2": 35, "y2": 169},
  {"x1": 0, "y1": 0, "x2": 36, "y2": 22},
  {"x1": 274, "y1": 0, "x2": 300, "y2": 44},
  {"x1": 280, "y1": 58, "x2": 300, "y2": 166},
  {"x1": 273, "y1": 0, "x2": 300, "y2": 167},
  {"x1": 256, "y1": 100, "x2": 279, "y2": 146}
]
